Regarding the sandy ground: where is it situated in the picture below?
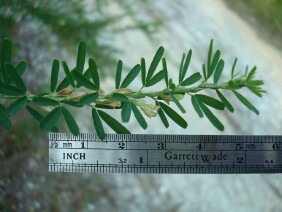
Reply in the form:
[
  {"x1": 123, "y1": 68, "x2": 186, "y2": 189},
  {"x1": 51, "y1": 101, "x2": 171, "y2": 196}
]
[{"x1": 1, "y1": 0, "x2": 282, "y2": 211}]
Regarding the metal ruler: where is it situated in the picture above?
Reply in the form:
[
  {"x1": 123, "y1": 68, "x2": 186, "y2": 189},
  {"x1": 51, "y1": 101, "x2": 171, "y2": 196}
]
[{"x1": 49, "y1": 133, "x2": 282, "y2": 174}]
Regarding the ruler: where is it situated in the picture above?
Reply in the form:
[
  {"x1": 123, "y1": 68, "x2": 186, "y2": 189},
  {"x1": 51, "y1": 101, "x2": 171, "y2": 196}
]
[{"x1": 49, "y1": 133, "x2": 282, "y2": 174}]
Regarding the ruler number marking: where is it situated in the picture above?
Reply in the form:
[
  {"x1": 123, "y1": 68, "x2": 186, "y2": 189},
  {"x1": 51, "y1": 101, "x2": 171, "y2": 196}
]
[
  {"x1": 236, "y1": 143, "x2": 243, "y2": 150},
  {"x1": 118, "y1": 142, "x2": 126, "y2": 149},
  {"x1": 197, "y1": 143, "x2": 204, "y2": 151},
  {"x1": 118, "y1": 158, "x2": 127, "y2": 164},
  {"x1": 265, "y1": 160, "x2": 274, "y2": 165},
  {"x1": 237, "y1": 156, "x2": 244, "y2": 164},
  {"x1": 272, "y1": 143, "x2": 279, "y2": 150},
  {"x1": 50, "y1": 141, "x2": 58, "y2": 148},
  {"x1": 157, "y1": 142, "x2": 165, "y2": 150}
]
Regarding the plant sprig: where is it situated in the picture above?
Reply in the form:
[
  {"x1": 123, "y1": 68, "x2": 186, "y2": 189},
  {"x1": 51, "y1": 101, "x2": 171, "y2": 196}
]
[{"x1": 0, "y1": 38, "x2": 265, "y2": 140}]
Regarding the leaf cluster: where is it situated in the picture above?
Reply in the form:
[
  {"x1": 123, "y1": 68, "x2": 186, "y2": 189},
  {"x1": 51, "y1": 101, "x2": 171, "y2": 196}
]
[{"x1": 0, "y1": 38, "x2": 265, "y2": 140}]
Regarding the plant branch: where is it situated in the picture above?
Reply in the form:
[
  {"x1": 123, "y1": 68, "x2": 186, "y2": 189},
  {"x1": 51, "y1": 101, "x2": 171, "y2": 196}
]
[{"x1": 0, "y1": 38, "x2": 265, "y2": 140}]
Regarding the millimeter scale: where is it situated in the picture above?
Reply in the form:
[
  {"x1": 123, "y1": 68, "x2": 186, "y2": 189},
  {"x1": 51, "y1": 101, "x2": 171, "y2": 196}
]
[{"x1": 49, "y1": 133, "x2": 282, "y2": 174}]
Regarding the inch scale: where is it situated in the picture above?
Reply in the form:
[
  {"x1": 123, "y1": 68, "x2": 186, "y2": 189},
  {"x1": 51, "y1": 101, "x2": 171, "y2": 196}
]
[{"x1": 49, "y1": 133, "x2": 282, "y2": 174}]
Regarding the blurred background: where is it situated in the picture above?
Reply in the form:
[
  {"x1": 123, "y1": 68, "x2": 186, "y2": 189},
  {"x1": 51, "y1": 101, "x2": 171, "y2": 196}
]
[{"x1": 0, "y1": 0, "x2": 282, "y2": 211}]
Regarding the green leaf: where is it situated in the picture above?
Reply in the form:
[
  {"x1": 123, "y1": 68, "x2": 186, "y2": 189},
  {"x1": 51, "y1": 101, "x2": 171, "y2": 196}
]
[
  {"x1": 162, "y1": 58, "x2": 168, "y2": 88},
  {"x1": 233, "y1": 91, "x2": 259, "y2": 115},
  {"x1": 191, "y1": 95, "x2": 203, "y2": 118},
  {"x1": 198, "y1": 101, "x2": 224, "y2": 131},
  {"x1": 1, "y1": 38, "x2": 12, "y2": 67},
  {"x1": 115, "y1": 60, "x2": 122, "y2": 89},
  {"x1": 195, "y1": 94, "x2": 225, "y2": 110},
  {"x1": 62, "y1": 107, "x2": 79, "y2": 135},
  {"x1": 159, "y1": 102, "x2": 188, "y2": 129},
  {"x1": 247, "y1": 80, "x2": 264, "y2": 86},
  {"x1": 145, "y1": 70, "x2": 164, "y2": 87},
  {"x1": 216, "y1": 90, "x2": 234, "y2": 113},
  {"x1": 16, "y1": 61, "x2": 27, "y2": 76},
  {"x1": 231, "y1": 57, "x2": 237, "y2": 78},
  {"x1": 75, "y1": 68, "x2": 92, "y2": 88},
  {"x1": 1, "y1": 38, "x2": 12, "y2": 81},
  {"x1": 170, "y1": 92, "x2": 186, "y2": 113},
  {"x1": 202, "y1": 64, "x2": 207, "y2": 81},
  {"x1": 32, "y1": 97, "x2": 59, "y2": 106},
  {"x1": 208, "y1": 50, "x2": 220, "y2": 78},
  {"x1": 141, "y1": 58, "x2": 146, "y2": 86},
  {"x1": 178, "y1": 52, "x2": 186, "y2": 83},
  {"x1": 207, "y1": 39, "x2": 213, "y2": 68},
  {"x1": 255, "y1": 87, "x2": 266, "y2": 94},
  {"x1": 228, "y1": 80, "x2": 240, "y2": 89},
  {"x1": 214, "y1": 59, "x2": 224, "y2": 84},
  {"x1": 26, "y1": 106, "x2": 58, "y2": 132},
  {"x1": 146, "y1": 46, "x2": 164, "y2": 81},
  {"x1": 0, "y1": 107, "x2": 12, "y2": 129},
  {"x1": 181, "y1": 49, "x2": 192, "y2": 82},
  {"x1": 120, "y1": 64, "x2": 140, "y2": 88},
  {"x1": 92, "y1": 108, "x2": 105, "y2": 140},
  {"x1": 131, "y1": 104, "x2": 147, "y2": 129},
  {"x1": 169, "y1": 78, "x2": 176, "y2": 90},
  {"x1": 40, "y1": 107, "x2": 62, "y2": 131},
  {"x1": 0, "y1": 82, "x2": 25, "y2": 96},
  {"x1": 180, "y1": 72, "x2": 202, "y2": 86},
  {"x1": 56, "y1": 77, "x2": 70, "y2": 92},
  {"x1": 244, "y1": 65, "x2": 249, "y2": 76},
  {"x1": 121, "y1": 102, "x2": 131, "y2": 122},
  {"x1": 98, "y1": 110, "x2": 131, "y2": 134},
  {"x1": 83, "y1": 68, "x2": 91, "y2": 80},
  {"x1": 26, "y1": 105, "x2": 44, "y2": 121},
  {"x1": 247, "y1": 86, "x2": 263, "y2": 98},
  {"x1": 89, "y1": 58, "x2": 100, "y2": 89},
  {"x1": 76, "y1": 41, "x2": 86, "y2": 73},
  {"x1": 72, "y1": 69, "x2": 97, "y2": 90},
  {"x1": 79, "y1": 92, "x2": 99, "y2": 105},
  {"x1": 5, "y1": 96, "x2": 27, "y2": 115},
  {"x1": 5, "y1": 63, "x2": 26, "y2": 92},
  {"x1": 62, "y1": 61, "x2": 75, "y2": 87},
  {"x1": 157, "y1": 107, "x2": 169, "y2": 128},
  {"x1": 50, "y1": 59, "x2": 60, "y2": 92},
  {"x1": 36, "y1": 92, "x2": 49, "y2": 97},
  {"x1": 246, "y1": 66, "x2": 257, "y2": 81},
  {"x1": 63, "y1": 100, "x2": 83, "y2": 108},
  {"x1": 112, "y1": 93, "x2": 128, "y2": 102},
  {"x1": 95, "y1": 104, "x2": 122, "y2": 109}
]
